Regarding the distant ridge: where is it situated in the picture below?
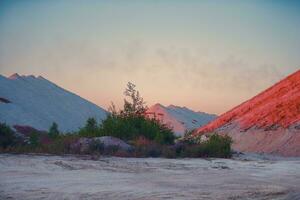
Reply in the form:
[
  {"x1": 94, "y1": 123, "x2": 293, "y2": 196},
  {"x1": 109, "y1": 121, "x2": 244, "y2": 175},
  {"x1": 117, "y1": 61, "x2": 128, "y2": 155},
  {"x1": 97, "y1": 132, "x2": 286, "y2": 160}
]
[
  {"x1": 0, "y1": 73, "x2": 108, "y2": 132},
  {"x1": 146, "y1": 103, "x2": 217, "y2": 136}
]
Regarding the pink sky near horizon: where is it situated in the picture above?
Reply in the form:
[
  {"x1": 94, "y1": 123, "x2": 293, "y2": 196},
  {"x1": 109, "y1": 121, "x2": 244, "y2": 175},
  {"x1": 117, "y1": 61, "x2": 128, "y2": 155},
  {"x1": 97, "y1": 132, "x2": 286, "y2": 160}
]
[{"x1": 1, "y1": 69, "x2": 297, "y2": 116}]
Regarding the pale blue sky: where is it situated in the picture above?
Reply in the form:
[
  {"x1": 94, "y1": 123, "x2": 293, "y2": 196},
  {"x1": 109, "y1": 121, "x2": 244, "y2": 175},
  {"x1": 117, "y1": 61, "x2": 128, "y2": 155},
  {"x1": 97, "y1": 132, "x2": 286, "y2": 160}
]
[{"x1": 0, "y1": 0, "x2": 299, "y2": 114}]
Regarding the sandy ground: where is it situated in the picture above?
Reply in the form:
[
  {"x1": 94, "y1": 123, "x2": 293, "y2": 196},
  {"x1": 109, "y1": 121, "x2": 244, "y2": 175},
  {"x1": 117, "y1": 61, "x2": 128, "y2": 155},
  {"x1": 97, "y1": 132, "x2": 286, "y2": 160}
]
[{"x1": 0, "y1": 154, "x2": 300, "y2": 200}]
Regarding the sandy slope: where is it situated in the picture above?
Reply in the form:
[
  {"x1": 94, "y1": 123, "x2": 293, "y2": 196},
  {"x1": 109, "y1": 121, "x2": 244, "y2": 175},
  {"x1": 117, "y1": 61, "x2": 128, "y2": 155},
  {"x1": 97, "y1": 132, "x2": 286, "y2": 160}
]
[
  {"x1": 0, "y1": 74, "x2": 107, "y2": 132},
  {"x1": 196, "y1": 70, "x2": 300, "y2": 133},
  {"x1": 0, "y1": 154, "x2": 300, "y2": 200},
  {"x1": 215, "y1": 123, "x2": 300, "y2": 156},
  {"x1": 194, "y1": 70, "x2": 300, "y2": 156},
  {"x1": 146, "y1": 103, "x2": 216, "y2": 136}
]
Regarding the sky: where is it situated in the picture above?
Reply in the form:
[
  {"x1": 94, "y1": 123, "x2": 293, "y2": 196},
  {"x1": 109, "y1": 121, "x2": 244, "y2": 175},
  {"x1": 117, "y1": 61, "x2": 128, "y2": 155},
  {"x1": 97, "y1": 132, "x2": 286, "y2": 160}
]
[{"x1": 0, "y1": 0, "x2": 299, "y2": 115}]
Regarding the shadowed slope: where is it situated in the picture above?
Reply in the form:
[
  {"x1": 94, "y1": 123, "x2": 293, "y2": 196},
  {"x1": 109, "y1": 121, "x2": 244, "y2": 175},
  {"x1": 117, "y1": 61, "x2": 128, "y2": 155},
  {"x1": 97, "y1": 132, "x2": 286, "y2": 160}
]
[{"x1": 0, "y1": 74, "x2": 107, "y2": 132}]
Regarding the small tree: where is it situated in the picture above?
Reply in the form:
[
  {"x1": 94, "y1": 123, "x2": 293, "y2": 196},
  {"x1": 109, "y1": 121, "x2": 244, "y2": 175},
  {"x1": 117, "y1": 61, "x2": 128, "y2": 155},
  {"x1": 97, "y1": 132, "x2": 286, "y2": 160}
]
[
  {"x1": 48, "y1": 122, "x2": 59, "y2": 139},
  {"x1": 29, "y1": 131, "x2": 39, "y2": 147},
  {"x1": 122, "y1": 82, "x2": 147, "y2": 116},
  {"x1": 108, "y1": 101, "x2": 118, "y2": 116},
  {"x1": 79, "y1": 118, "x2": 99, "y2": 137},
  {"x1": 85, "y1": 118, "x2": 98, "y2": 132},
  {"x1": 0, "y1": 123, "x2": 16, "y2": 148}
]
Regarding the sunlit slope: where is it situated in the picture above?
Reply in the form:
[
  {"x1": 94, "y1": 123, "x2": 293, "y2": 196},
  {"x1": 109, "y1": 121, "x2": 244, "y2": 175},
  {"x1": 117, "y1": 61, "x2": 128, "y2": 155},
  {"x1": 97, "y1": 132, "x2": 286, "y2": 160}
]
[{"x1": 194, "y1": 70, "x2": 300, "y2": 156}]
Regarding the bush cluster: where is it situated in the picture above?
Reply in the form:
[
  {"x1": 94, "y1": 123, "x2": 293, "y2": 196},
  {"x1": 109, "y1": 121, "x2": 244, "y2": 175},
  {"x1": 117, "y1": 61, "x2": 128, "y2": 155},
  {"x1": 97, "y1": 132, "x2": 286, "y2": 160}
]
[
  {"x1": 99, "y1": 115, "x2": 175, "y2": 144},
  {"x1": 78, "y1": 82, "x2": 175, "y2": 145},
  {"x1": 77, "y1": 115, "x2": 175, "y2": 145},
  {"x1": 130, "y1": 134, "x2": 232, "y2": 158},
  {"x1": 1, "y1": 121, "x2": 232, "y2": 158},
  {"x1": 179, "y1": 134, "x2": 232, "y2": 158}
]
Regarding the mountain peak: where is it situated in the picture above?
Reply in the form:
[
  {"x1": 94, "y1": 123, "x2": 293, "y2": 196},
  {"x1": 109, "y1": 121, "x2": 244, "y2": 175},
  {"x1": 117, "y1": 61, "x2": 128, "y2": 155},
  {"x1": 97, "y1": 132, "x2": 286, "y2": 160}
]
[
  {"x1": 152, "y1": 103, "x2": 165, "y2": 108},
  {"x1": 167, "y1": 104, "x2": 180, "y2": 109},
  {"x1": 37, "y1": 75, "x2": 46, "y2": 80},
  {"x1": 8, "y1": 73, "x2": 21, "y2": 80},
  {"x1": 146, "y1": 103, "x2": 216, "y2": 136},
  {"x1": 168, "y1": 104, "x2": 179, "y2": 108},
  {"x1": 8, "y1": 73, "x2": 38, "y2": 80}
]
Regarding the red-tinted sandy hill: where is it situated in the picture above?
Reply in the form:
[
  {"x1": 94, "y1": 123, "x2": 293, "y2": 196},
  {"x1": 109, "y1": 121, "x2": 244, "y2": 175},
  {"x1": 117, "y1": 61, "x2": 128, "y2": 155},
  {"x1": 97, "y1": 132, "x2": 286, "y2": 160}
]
[
  {"x1": 196, "y1": 70, "x2": 300, "y2": 133},
  {"x1": 146, "y1": 103, "x2": 186, "y2": 136},
  {"x1": 145, "y1": 103, "x2": 216, "y2": 136},
  {"x1": 194, "y1": 69, "x2": 300, "y2": 156}
]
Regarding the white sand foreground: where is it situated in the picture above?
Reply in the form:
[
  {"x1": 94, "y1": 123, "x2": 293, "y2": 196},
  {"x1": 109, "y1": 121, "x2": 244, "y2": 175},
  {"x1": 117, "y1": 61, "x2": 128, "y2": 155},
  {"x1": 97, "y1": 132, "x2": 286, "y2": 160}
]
[{"x1": 0, "y1": 154, "x2": 299, "y2": 200}]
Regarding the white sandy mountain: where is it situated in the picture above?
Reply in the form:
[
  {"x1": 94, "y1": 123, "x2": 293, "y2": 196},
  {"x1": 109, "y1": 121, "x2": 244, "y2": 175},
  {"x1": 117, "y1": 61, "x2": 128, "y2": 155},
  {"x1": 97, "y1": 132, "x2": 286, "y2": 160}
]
[
  {"x1": 0, "y1": 73, "x2": 107, "y2": 132},
  {"x1": 146, "y1": 103, "x2": 217, "y2": 136}
]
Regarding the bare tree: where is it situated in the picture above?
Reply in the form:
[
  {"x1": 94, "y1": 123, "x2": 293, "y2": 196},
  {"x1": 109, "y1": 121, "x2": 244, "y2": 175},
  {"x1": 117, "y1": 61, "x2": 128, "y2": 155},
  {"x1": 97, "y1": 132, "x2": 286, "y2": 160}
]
[{"x1": 122, "y1": 82, "x2": 147, "y2": 116}]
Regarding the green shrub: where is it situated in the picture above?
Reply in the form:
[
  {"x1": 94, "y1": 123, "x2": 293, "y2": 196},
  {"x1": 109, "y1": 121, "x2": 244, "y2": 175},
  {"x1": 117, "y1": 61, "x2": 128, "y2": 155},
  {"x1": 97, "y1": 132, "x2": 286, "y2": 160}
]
[
  {"x1": 48, "y1": 122, "x2": 60, "y2": 139},
  {"x1": 178, "y1": 134, "x2": 232, "y2": 158},
  {"x1": 0, "y1": 123, "x2": 16, "y2": 148},
  {"x1": 202, "y1": 134, "x2": 232, "y2": 158},
  {"x1": 29, "y1": 131, "x2": 40, "y2": 147},
  {"x1": 99, "y1": 114, "x2": 175, "y2": 145},
  {"x1": 79, "y1": 118, "x2": 100, "y2": 137}
]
